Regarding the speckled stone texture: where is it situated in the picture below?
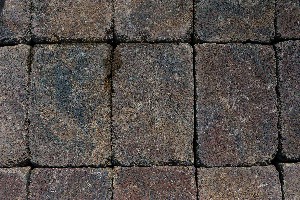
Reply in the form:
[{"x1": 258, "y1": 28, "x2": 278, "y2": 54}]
[
  {"x1": 277, "y1": 0, "x2": 300, "y2": 39},
  {"x1": 195, "y1": 44, "x2": 277, "y2": 167},
  {"x1": 114, "y1": 167, "x2": 196, "y2": 199},
  {"x1": 194, "y1": 0, "x2": 275, "y2": 42},
  {"x1": 277, "y1": 41, "x2": 300, "y2": 161},
  {"x1": 112, "y1": 44, "x2": 194, "y2": 166},
  {"x1": 0, "y1": 167, "x2": 30, "y2": 200},
  {"x1": 198, "y1": 166, "x2": 282, "y2": 199},
  {"x1": 32, "y1": 0, "x2": 113, "y2": 42},
  {"x1": 29, "y1": 168, "x2": 112, "y2": 200},
  {"x1": 30, "y1": 44, "x2": 111, "y2": 167},
  {"x1": 281, "y1": 163, "x2": 300, "y2": 200},
  {"x1": 114, "y1": 0, "x2": 193, "y2": 42},
  {"x1": 0, "y1": 0, "x2": 31, "y2": 44},
  {"x1": 0, "y1": 45, "x2": 29, "y2": 167}
]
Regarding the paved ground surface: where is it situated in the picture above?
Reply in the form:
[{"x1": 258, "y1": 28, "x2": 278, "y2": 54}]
[{"x1": 0, "y1": 0, "x2": 299, "y2": 199}]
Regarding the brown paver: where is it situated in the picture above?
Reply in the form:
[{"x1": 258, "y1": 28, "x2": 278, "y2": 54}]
[
  {"x1": 281, "y1": 163, "x2": 300, "y2": 199},
  {"x1": 114, "y1": 167, "x2": 196, "y2": 199},
  {"x1": 194, "y1": 0, "x2": 275, "y2": 42},
  {"x1": 0, "y1": 167, "x2": 30, "y2": 200},
  {"x1": 32, "y1": 0, "x2": 113, "y2": 42},
  {"x1": 0, "y1": 0, "x2": 31, "y2": 44},
  {"x1": 29, "y1": 168, "x2": 112, "y2": 200},
  {"x1": 114, "y1": 0, "x2": 193, "y2": 42},
  {"x1": 277, "y1": 41, "x2": 300, "y2": 161},
  {"x1": 0, "y1": 45, "x2": 30, "y2": 167},
  {"x1": 198, "y1": 166, "x2": 282, "y2": 199},
  {"x1": 29, "y1": 44, "x2": 111, "y2": 167},
  {"x1": 112, "y1": 44, "x2": 194, "y2": 166},
  {"x1": 195, "y1": 44, "x2": 277, "y2": 167},
  {"x1": 277, "y1": 0, "x2": 300, "y2": 39}
]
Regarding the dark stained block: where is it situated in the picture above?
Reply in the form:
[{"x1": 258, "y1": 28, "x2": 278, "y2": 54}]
[
  {"x1": 114, "y1": 167, "x2": 197, "y2": 199},
  {"x1": 32, "y1": 0, "x2": 113, "y2": 42},
  {"x1": 0, "y1": 0, "x2": 31, "y2": 44},
  {"x1": 0, "y1": 45, "x2": 30, "y2": 167},
  {"x1": 194, "y1": 0, "x2": 275, "y2": 42},
  {"x1": 29, "y1": 168, "x2": 112, "y2": 200},
  {"x1": 281, "y1": 163, "x2": 300, "y2": 200},
  {"x1": 277, "y1": 41, "x2": 300, "y2": 161},
  {"x1": 198, "y1": 166, "x2": 282, "y2": 199},
  {"x1": 195, "y1": 44, "x2": 277, "y2": 167},
  {"x1": 112, "y1": 44, "x2": 194, "y2": 166},
  {"x1": 277, "y1": 0, "x2": 300, "y2": 39},
  {"x1": 114, "y1": 0, "x2": 193, "y2": 42},
  {"x1": 0, "y1": 167, "x2": 30, "y2": 200},
  {"x1": 30, "y1": 44, "x2": 112, "y2": 167}
]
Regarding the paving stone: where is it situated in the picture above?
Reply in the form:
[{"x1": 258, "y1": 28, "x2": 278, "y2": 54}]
[
  {"x1": 32, "y1": 0, "x2": 113, "y2": 42},
  {"x1": 277, "y1": 41, "x2": 300, "y2": 161},
  {"x1": 281, "y1": 163, "x2": 300, "y2": 200},
  {"x1": 114, "y1": 167, "x2": 196, "y2": 199},
  {"x1": 0, "y1": 167, "x2": 30, "y2": 200},
  {"x1": 194, "y1": 0, "x2": 275, "y2": 42},
  {"x1": 195, "y1": 44, "x2": 277, "y2": 167},
  {"x1": 198, "y1": 166, "x2": 282, "y2": 199},
  {"x1": 30, "y1": 44, "x2": 111, "y2": 167},
  {"x1": 114, "y1": 0, "x2": 193, "y2": 42},
  {"x1": 277, "y1": 0, "x2": 300, "y2": 39},
  {"x1": 0, "y1": 0, "x2": 31, "y2": 44},
  {"x1": 29, "y1": 168, "x2": 112, "y2": 200},
  {"x1": 0, "y1": 45, "x2": 30, "y2": 167},
  {"x1": 112, "y1": 44, "x2": 194, "y2": 166}
]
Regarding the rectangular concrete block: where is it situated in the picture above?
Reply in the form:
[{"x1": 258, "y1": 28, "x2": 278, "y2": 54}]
[
  {"x1": 281, "y1": 163, "x2": 300, "y2": 200},
  {"x1": 112, "y1": 44, "x2": 194, "y2": 166},
  {"x1": 30, "y1": 44, "x2": 112, "y2": 167},
  {"x1": 195, "y1": 44, "x2": 278, "y2": 167}
]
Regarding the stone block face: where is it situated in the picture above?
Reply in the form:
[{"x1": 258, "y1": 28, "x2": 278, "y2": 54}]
[
  {"x1": 198, "y1": 166, "x2": 282, "y2": 199},
  {"x1": 0, "y1": 0, "x2": 31, "y2": 44},
  {"x1": 29, "y1": 168, "x2": 112, "y2": 200},
  {"x1": 112, "y1": 44, "x2": 194, "y2": 166},
  {"x1": 32, "y1": 0, "x2": 113, "y2": 42},
  {"x1": 0, "y1": 45, "x2": 30, "y2": 167},
  {"x1": 281, "y1": 163, "x2": 300, "y2": 200},
  {"x1": 114, "y1": 0, "x2": 193, "y2": 42},
  {"x1": 194, "y1": 0, "x2": 275, "y2": 42},
  {"x1": 195, "y1": 44, "x2": 277, "y2": 167},
  {"x1": 30, "y1": 44, "x2": 112, "y2": 167},
  {"x1": 113, "y1": 167, "x2": 197, "y2": 199}
]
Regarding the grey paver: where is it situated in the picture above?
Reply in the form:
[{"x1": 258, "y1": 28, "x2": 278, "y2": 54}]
[{"x1": 281, "y1": 163, "x2": 300, "y2": 200}]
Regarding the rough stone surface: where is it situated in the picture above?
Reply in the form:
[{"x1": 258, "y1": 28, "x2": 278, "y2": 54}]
[
  {"x1": 32, "y1": 0, "x2": 113, "y2": 42},
  {"x1": 277, "y1": 0, "x2": 300, "y2": 39},
  {"x1": 0, "y1": 45, "x2": 30, "y2": 167},
  {"x1": 114, "y1": 167, "x2": 196, "y2": 199},
  {"x1": 281, "y1": 163, "x2": 300, "y2": 200},
  {"x1": 112, "y1": 44, "x2": 194, "y2": 166},
  {"x1": 29, "y1": 168, "x2": 112, "y2": 200},
  {"x1": 0, "y1": 167, "x2": 30, "y2": 200},
  {"x1": 194, "y1": 0, "x2": 275, "y2": 42},
  {"x1": 277, "y1": 41, "x2": 300, "y2": 161},
  {"x1": 0, "y1": 0, "x2": 31, "y2": 44},
  {"x1": 30, "y1": 44, "x2": 111, "y2": 167},
  {"x1": 114, "y1": 0, "x2": 193, "y2": 42},
  {"x1": 198, "y1": 166, "x2": 282, "y2": 199},
  {"x1": 195, "y1": 44, "x2": 277, "y2": 167}
]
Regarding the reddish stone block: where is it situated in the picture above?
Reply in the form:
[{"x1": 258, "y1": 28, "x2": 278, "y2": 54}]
[{"x1": 281, "y1": 163, "x2": 300, "y2": 199}]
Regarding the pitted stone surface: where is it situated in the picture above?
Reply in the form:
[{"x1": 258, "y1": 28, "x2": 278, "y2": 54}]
[
  {"x1": 32, "y1": 0, "x2": 113, "y2": 42},
  {"x1": 114, "y1": 167, "x2": 197, "y2": 199},
  {"x1": 281, "y1": 163, "x2": 300, "y2": 200},
  {"x1": 0, "y1": 45, "x2": 29, "y2": 167},
  {"x1": 195, "y1": 44, "x2": 277, "y2": 167},
  {"x1": 30, "y1": 44, "x2": 111, "y2": 167},
  {"x1": 114, "y1": 0, "x2": 193, "y2": 42},
  {"x1": 198, "y1": 166, "x2": 282, "y2": 199},
  {"x1": 194, "y1": 0, "x2": 275, "y2": 42},
  {"x1": 113, "y1": 44, "x2": 194, "y2": 166},
  {"x1": 29, "y1": 168, "x2": 112, "y2": 200}
]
